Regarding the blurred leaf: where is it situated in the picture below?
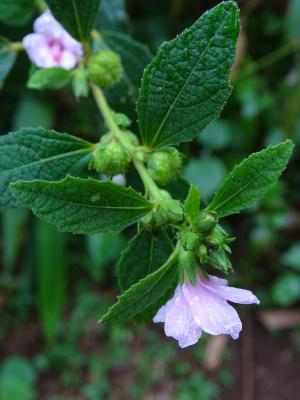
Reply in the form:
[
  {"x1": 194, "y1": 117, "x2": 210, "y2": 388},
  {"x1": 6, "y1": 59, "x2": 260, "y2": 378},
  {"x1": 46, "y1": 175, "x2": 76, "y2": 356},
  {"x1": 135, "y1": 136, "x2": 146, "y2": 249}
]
[
  {"x1": 86, "y1": 232, "x2": 126, "y2": 281},
  {"x1": 137, "y1": 1, "x2": 239, "y2": 148},
  {"x1": 13, "y1": 93, "x2": 55, "y2": 130},
  {"x1": 36, "y1": 219, "x2": 67, "y2": 343},
  {"x1": 0, "y1": 0, "x2": 36, "y2": 26},
  {"x1": 0, "y1": 128, "x2": 93, "y2": 208},
  {"x1": 46, "y1": 0, "x2": 101, "y2": 41},
  {"x1": 271, "y1": 272, "x2": 300, "y2": 306},
  {"x1": 286, "y1": 0, "x2": 300, "y2": 41},
  {"x1": 2, "y1": 208, "x2": 29, "y2": 271},
  {"x1": 282, "y1": 244, "x2": 300, "y2": 271},
  {"x1": 27, "y1": 68, "x2": 72, "y2": 90},
  {"x1": 0, "y1": 38, "x2": 17, "y2": 89},
  {"x1": 198, "y1": 120, "x2": 233, "y2": 150},
  {"x1": 207, "y1": 140, "x2": 294, "y2": 217},
  {"x1": 183, "y1": 157, "x2": 227, "y2": 203},
  {"x1": 0, "y1": 357, "x2": 37, "y2": 385},
  {"x1": 97, "y1": 0, "x2": 128, "y2": 31},
  {"x1": 11, "y1": 177, "x2": 153, "y2": 234}
]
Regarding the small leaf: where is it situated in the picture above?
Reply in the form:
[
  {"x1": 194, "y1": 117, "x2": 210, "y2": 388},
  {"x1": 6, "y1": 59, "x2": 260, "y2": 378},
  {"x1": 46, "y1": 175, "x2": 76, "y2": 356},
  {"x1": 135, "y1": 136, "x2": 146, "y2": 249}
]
[
  {"x1": 118, "y1": 228, "x2": 174, "y2": 291},
  {"x1": 137, "y1": 1, "x2": 240, "y2": 148},
  {"x1": 0, "y1": 128, "x2": 92, "y2": 209},
  {"x1": 46, "y1": 0, "x2": 101, "y2": 41},
  {"x1": 0, "y1": 38, "x2": 17, "y2": 88},
  {"x1": 27, "y1": 68, "x2": 72, "y2": 90},
  {"x1": 282, "y1": 244, "x2": 300, "y2": 271},
  {"x1": 184, "y1": 185, "x2": 201, "y2": 222},
  {"x1": 11, "y1": 177, "x2": 153, "y2": 234},
  {"x1": 100, "y1": 250, "x2": 178, "y2": 322},
  {"x1": 207, "y1": 140, "x2": 294, "y2": 217},
  {"x1": 0, "y1": 0, "x2": 36, "y2": 26},
  {"x1": 272, "y1": 273, "x2": 300, "y2": 307}
]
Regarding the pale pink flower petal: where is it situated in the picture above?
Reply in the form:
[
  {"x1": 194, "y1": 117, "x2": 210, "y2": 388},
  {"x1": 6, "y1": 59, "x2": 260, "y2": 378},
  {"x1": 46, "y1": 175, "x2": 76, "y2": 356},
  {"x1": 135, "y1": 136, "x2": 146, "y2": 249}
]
[
  {"x1": 182, "y1": 282, "x2": 242, "y2": 340},
  {"x1": 23, "y1": 10, "x2": 83, "y2": 70},
  {"x1": 112, "y1": 174, "x2": 126, "y2": 186},
  {"x1": 23, "y1": 34, "x2": 56, "y2": 68},
  {"x1": 208, "y1": 274, "x2": 228, "y2": 286},
  {"x1": 154, "y1": 286, "x2": 202, "y2": 348},
  {"x1": 202, "y1": 280, "x2": 260, "y2": 305},
  {"x1": 60, "y1": 50, "x2": 78, "y2": 70}
]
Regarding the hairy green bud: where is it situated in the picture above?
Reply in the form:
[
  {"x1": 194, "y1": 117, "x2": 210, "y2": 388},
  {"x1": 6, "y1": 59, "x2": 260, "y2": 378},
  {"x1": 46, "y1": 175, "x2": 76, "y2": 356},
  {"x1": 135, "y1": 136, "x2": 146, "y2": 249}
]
[
  {"x1": 112, "y1": 112, "x2": 132, "y2": 128},
  {"x1": 147, "y1": 148, "x2": 182, "y2": 185},
  {"x1": 195, "y1": 212, "x2": 217, "y2": 234},
  {"x1": 198, "y1": 244, "x2": 208, "y2": 263},
  {"x1": 88, "y1": 50, "x2": 122, "y2": 88},
  {"x1": 209, "y1": 249, "x2": 233, "y2": 274},
  {"x1": 156, "y1": 198, "x2": 183, "y2": 224},
  {"x1": 181, "y1": 232, "x2": 199, "y2": 251},
  {"x1": 91, "y1": 135, "x2": 130, "y2": 176}
]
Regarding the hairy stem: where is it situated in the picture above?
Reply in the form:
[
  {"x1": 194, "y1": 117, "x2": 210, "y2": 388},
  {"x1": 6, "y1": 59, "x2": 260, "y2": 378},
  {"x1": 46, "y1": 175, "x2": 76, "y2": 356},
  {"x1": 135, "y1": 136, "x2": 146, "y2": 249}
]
[{"x1": 91, "y1": 84, "x2": 164, "y2": 202}]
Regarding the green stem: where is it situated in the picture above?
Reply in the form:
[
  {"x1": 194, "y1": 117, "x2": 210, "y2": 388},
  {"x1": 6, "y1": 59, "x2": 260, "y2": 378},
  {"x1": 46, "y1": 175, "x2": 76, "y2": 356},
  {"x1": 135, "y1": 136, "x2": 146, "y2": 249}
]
[
  {"x1": 91, "y1": 84, "x2": 163, "y2": 202},
  {"x1": 9, "y1": 42, "x2": 24, "y2": 52}
]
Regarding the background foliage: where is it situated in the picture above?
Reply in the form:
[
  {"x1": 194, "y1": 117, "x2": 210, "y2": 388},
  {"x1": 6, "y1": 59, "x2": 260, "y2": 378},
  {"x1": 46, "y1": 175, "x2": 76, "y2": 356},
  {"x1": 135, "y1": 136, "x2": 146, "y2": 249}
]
[{"x1": 1, "y1": 0, "x2": 300, "y2": 399}]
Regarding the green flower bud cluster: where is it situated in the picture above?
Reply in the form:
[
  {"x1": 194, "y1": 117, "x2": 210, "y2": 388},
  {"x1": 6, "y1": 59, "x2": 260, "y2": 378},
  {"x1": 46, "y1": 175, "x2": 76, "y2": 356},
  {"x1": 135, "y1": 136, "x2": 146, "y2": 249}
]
[
  {"x1": 90, "y1": 133, "x2": 131, "y2": 176},
  {"x1": 147, "y1": 147, "x2": 182, "y2": 185},
  {"x1": 88, "y1": 50, "x2": 122, "y2": 88}
]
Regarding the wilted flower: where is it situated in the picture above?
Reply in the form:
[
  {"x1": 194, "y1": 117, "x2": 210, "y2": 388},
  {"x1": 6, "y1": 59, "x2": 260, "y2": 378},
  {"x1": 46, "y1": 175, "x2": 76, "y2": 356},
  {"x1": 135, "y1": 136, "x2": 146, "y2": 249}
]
[
  {"x1": 153, "y1": 275, "x2": 259, "y2": 348},
  {"x1": 23, "y1": 10, "x2": 83, "y2": 70}
]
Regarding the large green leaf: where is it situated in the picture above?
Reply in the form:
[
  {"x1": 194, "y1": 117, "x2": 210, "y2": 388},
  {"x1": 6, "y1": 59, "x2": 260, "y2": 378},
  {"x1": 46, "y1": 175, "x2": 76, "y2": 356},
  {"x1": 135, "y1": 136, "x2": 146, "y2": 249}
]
[
  {"x1": 100, "y1": 249, "x2": 178, "y2": 323},
  {"x1": 46, "y1": 0, "x2": 101, "y2": 41},
  {"x1": 0, "y1": 128, "x2": 93, "y2": 209},
  {"x1": 137, "y1": 1, "x2": 239, "y2": 148},
  {"x1": 0, "y1": 0, "x2": 36, "y2": 26},
  {"x1": 0, "y1": 38, "x2": 17, "y2": 88},
  {"x1": 207, "y1": 140, "x2": 294, "y2": 217},
  {"x1": 11, "y1": 177, "x2": 153, "y2": 234},
  {"x1": 118, "y1": 228, "x2": 174, "y2": 291}
]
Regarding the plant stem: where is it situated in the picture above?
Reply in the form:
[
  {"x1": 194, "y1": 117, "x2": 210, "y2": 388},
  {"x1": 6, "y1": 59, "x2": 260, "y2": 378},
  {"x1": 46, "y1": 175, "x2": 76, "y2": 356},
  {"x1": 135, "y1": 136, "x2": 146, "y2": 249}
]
[
  {"x1": 91, "y1": 84, "x2": 163, "y2": 202},
  {"x1": 9, "y1": 42, "x2": 24, "y2": 52}
]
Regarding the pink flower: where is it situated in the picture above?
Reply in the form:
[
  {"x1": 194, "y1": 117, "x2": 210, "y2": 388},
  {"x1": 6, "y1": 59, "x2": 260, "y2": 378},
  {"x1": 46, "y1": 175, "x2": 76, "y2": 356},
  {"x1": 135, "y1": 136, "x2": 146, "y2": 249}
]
[
  {"x1": 23, "y1": 10, "x2": 83, "y2": 70},
  {"x1": 153, "y1": 275, "x2": 259, "y2": 348}
]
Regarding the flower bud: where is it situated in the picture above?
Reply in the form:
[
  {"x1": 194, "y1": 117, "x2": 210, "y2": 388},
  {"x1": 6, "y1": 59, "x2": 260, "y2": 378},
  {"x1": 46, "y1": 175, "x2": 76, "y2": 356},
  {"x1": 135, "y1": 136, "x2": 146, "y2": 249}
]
[
  {"x1": 112, "y1": 112, "x2": 131, "y2": 128},
  {"x1": 91, "y1": 135, "x2": 130, "y2": 176},
  {"x1": 206, "y1": 226, "x2": 227, "y2": 248},
  {"x1": 88, "y1": 50, "x2": 122, "y2": 88},
  {"x1": 147, "y1": 148, "x2": 182, "y2": 185},
  {"x1": 194, "y1": 212, "x2": 217, "y2": 234},
  {"x1": 178, "y1": 250, "x2": 197, "y2": 285},
  {"x1": 209, "y1": 249, "x2": 233, "y2": 273},
  {"x1": 181, "y1": 232, "x2": 199, "y2": 251},
  {"x1": 197, "y1": 244, "x2": 208, "y2": 263},
  {"x1": 156, "y1": 198, "x2": 183, "y2": 224}
]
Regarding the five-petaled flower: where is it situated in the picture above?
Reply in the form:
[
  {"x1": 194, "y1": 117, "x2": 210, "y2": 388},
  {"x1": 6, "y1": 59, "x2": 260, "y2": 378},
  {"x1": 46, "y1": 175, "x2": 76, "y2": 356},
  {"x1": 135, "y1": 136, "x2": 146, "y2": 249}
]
[
  {"x1": 153, "y1": 275, "x2": 259, "y2": 348},
  {"x1": 23, "y1": 10, "x2": 83, "y2": 70}
]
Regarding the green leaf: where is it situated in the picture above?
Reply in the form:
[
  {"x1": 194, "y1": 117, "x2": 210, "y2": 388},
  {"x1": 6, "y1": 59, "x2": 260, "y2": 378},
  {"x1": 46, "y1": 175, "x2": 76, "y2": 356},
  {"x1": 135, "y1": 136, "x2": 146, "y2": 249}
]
[
  {"x1": 0, "y1": 128, "x2": 92, "y2": 209},
  {"x1": 0, "y1": 39, "x2": 17, "y2": 89},
  {"x1": 96, "y1": 0, "x2": 127, "y2": 31},
  {"x1": 0, "y1": 0, "x2": 36, "y2": 26},
  {"x1": 46, "y1": 0, "x2": 101, "y2": 41},
  {"x1": 207, "y1": 140, "x2": 294, "y2": 217},
  {"x1": 118, "y1": 228, "x2": 174, "y2": 291},
  {"x1": 137, "y1": 1, "x2": 240, "y2": 148},
  {"x1": 100, "y1": 249, "x2": 178, "y2": 322},
  {"x1": 271, "y1": 273, "x2": 300, "y2": 307},
  {"x1": 36, "y1": 219, "x2": 67, "y2": 344},
  {"x1": 27, "y1": 68, "x2": 72, "y2": 90},
  {"x1": 11, "y1": 177, "x2": 152, "y2": 234},
  {"x1": 184, "y1": 185, "x2": 201, "y2": 222}
]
